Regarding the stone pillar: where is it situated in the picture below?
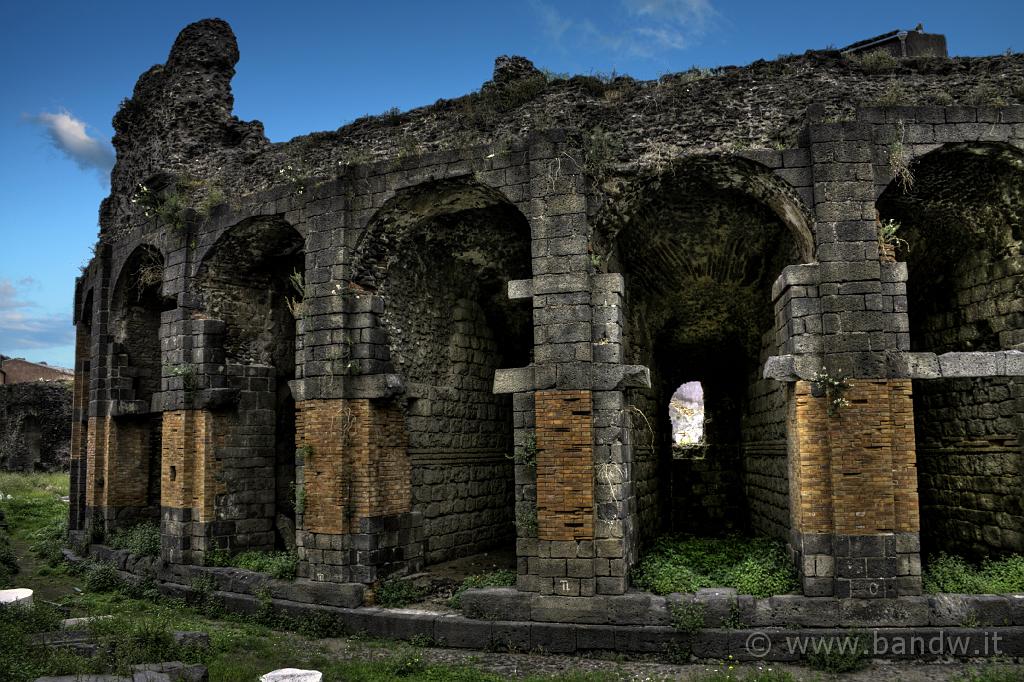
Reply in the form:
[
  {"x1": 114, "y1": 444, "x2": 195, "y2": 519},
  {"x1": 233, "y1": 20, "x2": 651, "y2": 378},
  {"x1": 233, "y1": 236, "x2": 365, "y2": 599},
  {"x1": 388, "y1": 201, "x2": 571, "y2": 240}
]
[
  {"x1": 288, "y1": 290, "x2": 423, "y2": 585},
  {"x1": 774, "y1": 119, "x2": 923, "y2": 598},
  {"x1": 69, "y1": 307, "x2": 92, "y2": 535},
  {"x1": 491, "y1": 134, "x2": 649, "y2": 597}
]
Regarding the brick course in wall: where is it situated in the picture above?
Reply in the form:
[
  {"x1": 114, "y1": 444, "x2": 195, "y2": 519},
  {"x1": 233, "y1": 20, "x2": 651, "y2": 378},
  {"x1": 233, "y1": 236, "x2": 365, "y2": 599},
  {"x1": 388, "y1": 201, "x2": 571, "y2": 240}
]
[{"x1": 535, "y1": 390, "x2": 594, "y2": 542}]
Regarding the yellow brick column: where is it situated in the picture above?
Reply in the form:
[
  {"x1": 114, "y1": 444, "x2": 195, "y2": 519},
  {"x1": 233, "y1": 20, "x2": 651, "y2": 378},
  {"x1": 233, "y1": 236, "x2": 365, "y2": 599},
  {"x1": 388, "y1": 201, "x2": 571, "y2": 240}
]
[{"x1": 788, "y1": 379, "x2": 922, "y2": 597}]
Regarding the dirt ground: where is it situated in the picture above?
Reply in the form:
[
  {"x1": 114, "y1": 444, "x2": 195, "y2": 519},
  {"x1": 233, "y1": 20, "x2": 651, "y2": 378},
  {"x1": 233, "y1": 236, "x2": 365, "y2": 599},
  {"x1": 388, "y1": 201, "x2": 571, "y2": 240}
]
[{"x1": 322, "y1": 636, "x2": 1022, "y2": 680}]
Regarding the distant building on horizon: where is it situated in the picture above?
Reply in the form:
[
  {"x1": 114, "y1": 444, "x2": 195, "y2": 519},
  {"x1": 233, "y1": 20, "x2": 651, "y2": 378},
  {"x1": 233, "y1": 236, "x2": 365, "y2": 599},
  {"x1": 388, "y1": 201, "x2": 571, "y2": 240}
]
[{"x1": 0, "y1": 355, "x2": 74, "y2": 385}]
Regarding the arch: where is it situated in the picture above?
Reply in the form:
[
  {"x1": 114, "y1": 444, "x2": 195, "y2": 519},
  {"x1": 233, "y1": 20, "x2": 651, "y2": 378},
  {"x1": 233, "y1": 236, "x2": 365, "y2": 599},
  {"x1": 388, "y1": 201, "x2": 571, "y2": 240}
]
[
  {"x1": 195, "y1": 215, "x2": 305, "y2": 553},
  {"x1": 355, "y1": 177, "x2": 532, "y2": 567},
  {"x1": 877, "y1": 141, "x2": 1024, "y2": 560},
  {"x1": 110, "y1": 244, "x2": 168, "y2": 406},
  {"x1": 595, "y1": 154, "x2": 807, "y2": 549},
  {"x1": 594, "y1": 155, "x2": 816, "y2": 270}
]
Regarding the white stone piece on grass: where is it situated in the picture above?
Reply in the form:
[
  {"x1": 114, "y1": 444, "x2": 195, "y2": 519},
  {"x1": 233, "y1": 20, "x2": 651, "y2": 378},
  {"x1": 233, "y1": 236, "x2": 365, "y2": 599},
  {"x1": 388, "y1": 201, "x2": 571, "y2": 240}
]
[
  {"x1": 62, "y1": 614, "x2": 114, "y2": 629},
  {"x1": 260, "y1": 670, "x2": 323, "y2": 682},
  {"x1": 0, "y1": 588, "x2": 33, "y2": 606}
]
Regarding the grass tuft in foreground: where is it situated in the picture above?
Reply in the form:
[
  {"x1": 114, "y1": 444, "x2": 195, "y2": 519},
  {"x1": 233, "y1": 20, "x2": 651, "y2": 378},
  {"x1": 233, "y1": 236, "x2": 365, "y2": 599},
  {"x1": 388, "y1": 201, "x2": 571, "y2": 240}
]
[{"x1": 631, "y1": 535, "x2": 798, "y2": 597}]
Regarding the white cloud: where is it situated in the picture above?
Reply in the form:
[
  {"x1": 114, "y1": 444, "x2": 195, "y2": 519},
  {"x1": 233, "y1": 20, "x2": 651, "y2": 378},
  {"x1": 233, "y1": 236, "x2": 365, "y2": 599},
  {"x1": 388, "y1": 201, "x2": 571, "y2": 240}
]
[
  {"x1": 27, "y1": 110, "x2": 114, "y2": 174},
  {"x1": 533, "y1": 0, "x2": 717, "y2": 59},
  {"x1": 0, "y1": 278, "x2": 73, "y2": 350}
]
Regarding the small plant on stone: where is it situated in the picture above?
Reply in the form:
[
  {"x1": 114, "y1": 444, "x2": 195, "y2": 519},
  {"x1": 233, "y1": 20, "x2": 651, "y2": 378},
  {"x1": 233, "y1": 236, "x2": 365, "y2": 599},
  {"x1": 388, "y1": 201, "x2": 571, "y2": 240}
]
[
  {"x1": 722, "y1": 599, "x2": 747, "y2": 629},
  {"x1": 508, "y1": 433, "x2": 537, "y2": 468},
  {"x1": 108, "y1": 522, "x2": 160, "y2": 557},
  {"x1": 278, "y1": 164, "x2": 308, "y2": 196},
  {"x1": 290, "y1": 480, "x2": 306, "y2": 516},
  {"x1": 811, "y1": 369, "x2": 852, "y2": 417},
  {"x1": 515, "y1": 507, "x2": 538, "y2": 537},
  {"x1": 168, "y1": 363, "x2": 198, "y2": 393},
  {"x1": 878, "y1": 217, "x2": 910, "y2": 260},
  {"x1": 296, "y1": 443, "x2": 315, "y2": 464},
  {"x1": 848, "y1": 48, "x2": 899, "y2": 74},
  {"x1": 285, "y1": 268, "x2": 306, "y2": 319},
  {"x1": 668, "y1": 599, "x2": 705, "y2": 634},
  {"x1": 889, "y1": 120, "x2": 914, "y2": 192},
  {"x1": 448, "y1": 569, "x2": 517, "y2": 608},
  {"x1": 871, "y1": 81, "x2": 913, "y2": 107},
  {"x1": 233, "y1": 550, "x2": 299, "y2": 580},
  {"x1": 805, "y1": 631, "x2": 868, "y2": 673},
  {"x1": 203, "y1": 545, "x2": 231, "y2": 567}
]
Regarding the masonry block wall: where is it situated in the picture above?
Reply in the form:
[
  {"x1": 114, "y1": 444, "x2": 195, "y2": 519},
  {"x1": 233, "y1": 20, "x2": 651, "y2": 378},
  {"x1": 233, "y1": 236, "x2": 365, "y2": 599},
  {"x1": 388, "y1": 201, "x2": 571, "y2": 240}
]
[
  {"x1": 0, "y1": 381, "x2": 72, "y2": 473},
  {"x1": 70, "y1": 18, "x2": 1024, "y2": 603}
]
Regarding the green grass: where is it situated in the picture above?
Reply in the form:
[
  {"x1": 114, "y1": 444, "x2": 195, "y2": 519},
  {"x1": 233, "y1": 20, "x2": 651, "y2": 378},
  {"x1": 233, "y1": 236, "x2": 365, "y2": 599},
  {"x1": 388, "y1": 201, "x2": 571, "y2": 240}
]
[
  {"x1": 0, "y1": 471, "x2": 68, "y2": 539},
  {"x1": 448, "y1": 569, "x2": 517, "y2": 609},
  {"x1": 953, "y1": 666, "x2": 1024, "y2": 682},
  {"x1": 631, "y1": 535, "x2": 798, "y2": 597},
  {"x1": 923, "y1": 552, "x2": 1024, "y2": 594}
]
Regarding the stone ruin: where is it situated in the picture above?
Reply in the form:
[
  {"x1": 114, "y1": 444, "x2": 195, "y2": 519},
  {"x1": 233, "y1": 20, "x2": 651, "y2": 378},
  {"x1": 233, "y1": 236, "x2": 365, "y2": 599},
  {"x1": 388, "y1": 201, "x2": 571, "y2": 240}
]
[
  {"x1": 69, "y1": 18, "x2": 1024, "y2": 608},
  {"x1": 0, "y1": 381, "x2": 72, "y2": 472}
]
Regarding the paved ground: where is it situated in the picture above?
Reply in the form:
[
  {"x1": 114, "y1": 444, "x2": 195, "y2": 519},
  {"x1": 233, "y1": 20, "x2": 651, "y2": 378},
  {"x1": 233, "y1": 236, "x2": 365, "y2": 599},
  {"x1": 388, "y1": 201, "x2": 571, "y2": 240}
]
[{"x1": 323, "y1": 637, "x2": 1021, "y2": 680}]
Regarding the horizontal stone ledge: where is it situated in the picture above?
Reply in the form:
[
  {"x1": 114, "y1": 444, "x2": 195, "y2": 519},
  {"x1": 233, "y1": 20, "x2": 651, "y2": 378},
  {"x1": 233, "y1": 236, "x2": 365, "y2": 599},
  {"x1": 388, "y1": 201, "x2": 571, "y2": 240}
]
[
  {"x1": 763, "y1": 354, "x2": 823, "y2": 382},
  {"x1": 888, "y1": 350, "x2": 1024, "y2": 379},
  {"x1": 493, "y1": 364, "x2": 651, "y2": 393},
  {"x1": 493, "y1": 366, "x2": 534, "y2": 394},
  {"x1": 289, "y1": 373, "x2": 406, "y2": 401}
]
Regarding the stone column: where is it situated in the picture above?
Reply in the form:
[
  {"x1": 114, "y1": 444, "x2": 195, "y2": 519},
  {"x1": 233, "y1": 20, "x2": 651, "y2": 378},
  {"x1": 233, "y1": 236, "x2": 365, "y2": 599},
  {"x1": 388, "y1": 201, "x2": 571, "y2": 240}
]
[
  {"x1": 769, "y1": 119, "x2": 924, "y2": 598},
  {"x1": 492, "y1": 133, "x2": 649, "y2": 597},
  {"x1": 290, "y1": 291, "x2": 423, "y2": 584}
]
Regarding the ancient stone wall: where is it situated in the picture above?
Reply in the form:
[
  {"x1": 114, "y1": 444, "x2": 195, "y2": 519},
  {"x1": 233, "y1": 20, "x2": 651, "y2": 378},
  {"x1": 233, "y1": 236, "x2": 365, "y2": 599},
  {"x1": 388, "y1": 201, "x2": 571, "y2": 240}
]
[
  {"x1": 0, "y1": 381, "x2": 73, "y2": 472},
  {"x1": 70, "y1": 18, "x2": 1024, "y2": 602}
]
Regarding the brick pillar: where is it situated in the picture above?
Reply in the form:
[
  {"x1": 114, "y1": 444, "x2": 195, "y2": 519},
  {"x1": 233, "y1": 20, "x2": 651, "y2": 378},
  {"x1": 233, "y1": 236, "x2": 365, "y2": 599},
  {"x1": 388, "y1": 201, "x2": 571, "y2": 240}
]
[{"x1": 295, "y1": 397, "x2": 422, "y2": 584}]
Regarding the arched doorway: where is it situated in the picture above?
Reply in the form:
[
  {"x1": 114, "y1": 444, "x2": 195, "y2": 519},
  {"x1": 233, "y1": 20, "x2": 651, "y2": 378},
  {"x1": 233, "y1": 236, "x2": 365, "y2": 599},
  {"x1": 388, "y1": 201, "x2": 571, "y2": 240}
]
[
  {"x1": 595, "y1": 155, "x2": 813, "y2": 545},
  {"x1": 353, "y1": 178, "x2": 532, "y2": 568},
  {"x1": 877, "y1": 142, "x2": 1024, "y2": 558}
]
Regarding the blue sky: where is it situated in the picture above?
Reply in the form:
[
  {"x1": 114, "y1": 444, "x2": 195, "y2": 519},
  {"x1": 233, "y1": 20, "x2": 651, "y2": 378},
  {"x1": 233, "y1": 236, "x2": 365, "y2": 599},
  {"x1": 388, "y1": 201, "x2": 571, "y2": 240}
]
[{"x1": 1, "y1": 0, "x2": 1020, "y2": 369}]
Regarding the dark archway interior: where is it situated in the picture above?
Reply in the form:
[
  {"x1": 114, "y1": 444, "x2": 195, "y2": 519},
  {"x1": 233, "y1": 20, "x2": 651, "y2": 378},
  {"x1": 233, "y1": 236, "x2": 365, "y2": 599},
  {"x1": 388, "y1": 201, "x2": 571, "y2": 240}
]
[
  {"x1": 199, "y1": 217, "x2": 305, "y2": 550},
  {"x1": 357, "y1": 180, "x2": 532, "y2": 566},
  {"x1": 877, "y1": 143, "x2": 1024, "y2": 559},
  {"x1": 110, "y1": 246, "x2": 170, "y2": 523},
  {"x1": 598, "y1": 157, "x2": 805, "y2": 548},
  {"x1": 19, "y1": 415, "x2": 42, "y2": 470},
  {"x1": 112, "y1": 246, "x2": 170, "y2": 405}
]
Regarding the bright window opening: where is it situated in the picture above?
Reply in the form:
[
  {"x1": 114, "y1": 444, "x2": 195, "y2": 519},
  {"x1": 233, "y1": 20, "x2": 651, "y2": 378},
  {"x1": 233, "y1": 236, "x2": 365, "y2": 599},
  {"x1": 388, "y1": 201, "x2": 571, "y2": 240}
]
[{"x1": 670, "y1": 381, "x2": 704, "y2": 446}]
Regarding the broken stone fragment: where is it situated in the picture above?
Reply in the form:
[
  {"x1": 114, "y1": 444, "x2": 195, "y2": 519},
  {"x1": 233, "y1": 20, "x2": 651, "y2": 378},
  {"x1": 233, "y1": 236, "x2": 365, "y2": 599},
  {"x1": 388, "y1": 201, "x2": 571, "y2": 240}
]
[{"x1": 489, "y1": 55, "x2": 542, "y2": 86}]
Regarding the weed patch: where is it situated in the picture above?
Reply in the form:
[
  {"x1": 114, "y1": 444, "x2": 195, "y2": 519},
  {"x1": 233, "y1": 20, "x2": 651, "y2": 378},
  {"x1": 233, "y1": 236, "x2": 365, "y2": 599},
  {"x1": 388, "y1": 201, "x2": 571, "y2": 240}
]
[
  {"x1": 375, "y1": 578, "x2": 426, "y2": 607},
  {"x1": 204, "y1": 548, "x2": 298, "y2": 580},
  {"x1": 448, "y1": 569, "x2": 516, "y2": 609},
  {"x1": 108, "y1": 522, "x2": 160, "y2": 557},
  {"x1": 632, "y1": 535, "x2": 797, "y2": 597},
  {"x1": 923, "y1": 552, "x2": 1024, "y2": 594}
]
